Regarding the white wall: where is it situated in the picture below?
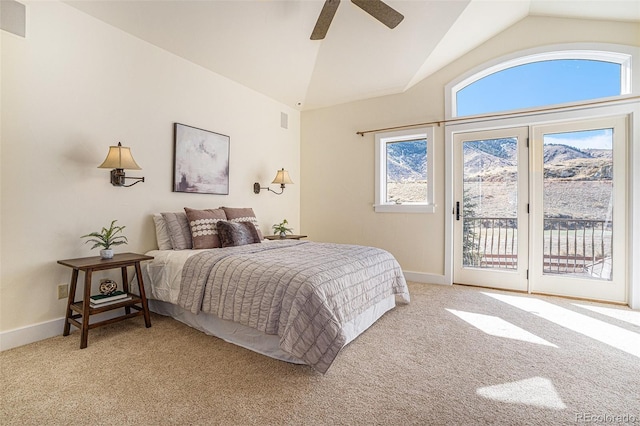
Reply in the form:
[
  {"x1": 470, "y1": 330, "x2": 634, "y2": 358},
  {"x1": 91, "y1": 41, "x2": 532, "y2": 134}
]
[
  {"x1": 3, "y1": 7, "x2": 639, "y2": 349},
  {"x1": 0, "y1": 1, "x2": 300, "y2": 339},
  {"x1": 301, "y1": 16, "x2": 640, "y2": 285}
]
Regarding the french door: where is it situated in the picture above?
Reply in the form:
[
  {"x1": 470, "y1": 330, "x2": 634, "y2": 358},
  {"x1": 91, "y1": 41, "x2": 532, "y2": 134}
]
[
  {"x1": 453, "y1": 127, "x2": 529, "y2": 291},
  {"x1": 453, "y1": 116, "x2": 628, "y2": 302},
  {"x1": 530, "y1": 116, "x2": 627, "y2": 302}
]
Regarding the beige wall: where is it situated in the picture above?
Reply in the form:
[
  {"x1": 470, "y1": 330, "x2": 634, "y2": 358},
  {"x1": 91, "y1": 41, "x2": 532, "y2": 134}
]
[
  {"x1": 301, "y1": 16, "x2": 639, "y2": 280},
  {"x1": 0, "y1": 1, "x2": 300, "y2": 333},
  {"x1": 2, "y1": 5, "x2": 639, "y2": 342}
]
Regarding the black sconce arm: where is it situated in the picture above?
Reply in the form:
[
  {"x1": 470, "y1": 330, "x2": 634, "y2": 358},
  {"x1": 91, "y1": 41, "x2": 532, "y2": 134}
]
[
  {"x1": 110, "y1": 169, "x2": 145, "y2": 187},
  {"x1": 253, "y1": 182, "x2": 286, "y2": 195}
]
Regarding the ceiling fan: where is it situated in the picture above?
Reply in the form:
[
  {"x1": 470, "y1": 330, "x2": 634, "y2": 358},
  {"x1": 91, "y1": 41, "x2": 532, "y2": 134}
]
[{"x1": 311, "y1": 0, "x2": 404, "y2": 40}]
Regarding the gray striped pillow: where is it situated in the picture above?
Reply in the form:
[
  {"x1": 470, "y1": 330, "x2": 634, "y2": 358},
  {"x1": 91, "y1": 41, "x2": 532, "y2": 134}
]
[{"x1": 161, "y1": 212, "x2": 192, "y2": 250}]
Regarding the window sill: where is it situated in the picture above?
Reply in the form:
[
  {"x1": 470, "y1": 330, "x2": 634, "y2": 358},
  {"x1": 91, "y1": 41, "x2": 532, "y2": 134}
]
[{"x1": 374, "y1": 204, "x2": 436, "y2": 213}]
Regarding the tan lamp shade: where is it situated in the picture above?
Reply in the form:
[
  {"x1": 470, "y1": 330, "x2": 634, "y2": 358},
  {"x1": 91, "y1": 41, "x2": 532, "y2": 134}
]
[
  {"x1": 271, "y1": 168, "x2": 293, "y2": 185},
  {"x1": 98, "y1": 142, "x2": 141, "y2": 170}
]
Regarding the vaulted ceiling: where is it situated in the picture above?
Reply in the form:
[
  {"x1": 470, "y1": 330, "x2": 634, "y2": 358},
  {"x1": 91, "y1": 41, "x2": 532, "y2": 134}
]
[{"x1": 65, "y1": 0, "x2": 640, "y2": 111}]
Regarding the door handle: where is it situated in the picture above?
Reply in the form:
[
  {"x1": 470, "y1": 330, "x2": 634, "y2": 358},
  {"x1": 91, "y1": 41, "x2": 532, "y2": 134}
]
[{"x1": 456, "y1": 201, "x2": 460, "y2": 221}]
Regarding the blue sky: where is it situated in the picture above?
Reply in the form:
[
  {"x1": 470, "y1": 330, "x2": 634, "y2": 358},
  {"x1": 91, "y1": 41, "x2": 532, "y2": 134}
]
[
  {"x1": 545, "y1": 129, "x2": 613, "y2": 150},
  {"x1": 456, "y1": 59, "x2": 621, "y2": 117},
  {"x1": 458, "y1": 59, "x2": 619, "y2": 150}
]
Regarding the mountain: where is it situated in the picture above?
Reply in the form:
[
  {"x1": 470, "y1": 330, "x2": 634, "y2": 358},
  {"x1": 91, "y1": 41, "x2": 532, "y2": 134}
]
[
  {"x1": 460, "y1": 140, "x2": 613, "y2": 219},
  {"x1": 461, "y1": 139, "x2": 612, "y2": 181},
  {"x1": 543, "y1": 144, "x2": 612, "y2": 180},
  {"x1": 463, "y1": 138, "x2": 516, "y2": 177},
  {"x1": 467, "y1": 138, "x2": 517, "y2": 160},
  {"x1": 387, "y1": 140, "x2": 427, "y2": 181},
  {"x1": 386, "y1": 137, "x2": 612, "y2": 219},
  {"x1": 387, "y1": 138, "x2": 612, "y2": 184},
  {"x1": 543, "y1": 144, "x2": 592, "y2": 163}
]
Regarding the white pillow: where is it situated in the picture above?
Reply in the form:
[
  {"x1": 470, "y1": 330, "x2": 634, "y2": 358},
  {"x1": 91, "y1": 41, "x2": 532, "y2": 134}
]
[{"x1": 153, "y1": 213, "x2": 173, "y2": 250}]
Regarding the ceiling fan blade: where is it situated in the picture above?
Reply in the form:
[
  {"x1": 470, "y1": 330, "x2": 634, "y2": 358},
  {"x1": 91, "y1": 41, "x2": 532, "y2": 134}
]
[
  {"x1": 351, "y1": 0, "x2": 404, "y2": 29},
  {"x1": 311, "y1": 0, "x2": 341, "y2": 40}
]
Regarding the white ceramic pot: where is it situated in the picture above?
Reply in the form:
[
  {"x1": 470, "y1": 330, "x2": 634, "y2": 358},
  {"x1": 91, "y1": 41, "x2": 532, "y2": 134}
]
[{"x1": 100, "y1": 249, "x2": 114, "y2": 259}]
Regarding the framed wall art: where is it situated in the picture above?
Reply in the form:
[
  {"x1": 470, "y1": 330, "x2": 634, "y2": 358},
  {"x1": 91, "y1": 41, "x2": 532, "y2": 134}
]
[{"x1": 173, "y1": 123, "x2": 230, "y2": 194}]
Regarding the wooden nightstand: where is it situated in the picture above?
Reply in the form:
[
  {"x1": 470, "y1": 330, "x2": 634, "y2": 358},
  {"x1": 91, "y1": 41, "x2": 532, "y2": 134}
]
[
  {"x1": 57, "y1": 252, "x2": 154, "y2": 349},
  {"x1": 264, "y1": 234, "x2": 308, "y2": 240}
]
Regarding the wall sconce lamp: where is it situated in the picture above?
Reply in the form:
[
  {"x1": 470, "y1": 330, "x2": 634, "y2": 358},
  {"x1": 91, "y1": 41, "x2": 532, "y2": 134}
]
[
  {"x1": 97, "y1": 142, "x2": 145, "y2": 187},
  {"x1": 253, "y1": 168, "x2": 293, "y2": 195}
]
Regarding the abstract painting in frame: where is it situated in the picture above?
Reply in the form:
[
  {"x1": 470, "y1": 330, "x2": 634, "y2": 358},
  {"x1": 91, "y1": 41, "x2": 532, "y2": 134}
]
[{"x1": 173, "y1": 123, "x2": 230, "y2": 194}]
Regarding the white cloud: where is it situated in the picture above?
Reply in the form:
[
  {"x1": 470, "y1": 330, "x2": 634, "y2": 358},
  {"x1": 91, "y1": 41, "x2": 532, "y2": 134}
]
[{"x1": 544, "y1": 129, "x2": 612, "y2": 150}]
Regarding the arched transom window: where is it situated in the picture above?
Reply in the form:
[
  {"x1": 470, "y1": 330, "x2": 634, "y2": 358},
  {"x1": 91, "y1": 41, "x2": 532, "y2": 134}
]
[{"x1": 450, "y1": 50, "x2": 632, "y2": 118}]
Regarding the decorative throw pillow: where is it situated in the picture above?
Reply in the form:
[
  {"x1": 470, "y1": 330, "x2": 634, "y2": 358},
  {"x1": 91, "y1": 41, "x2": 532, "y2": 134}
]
[
  {"x1": 153, "y1": 214, "x2": 173, "y2": 250},
  {"x1": 161, "y1": 212, "x2": 193, "y2": 250},
  {"x1": 184, "y1": 207, "x2": 227, "y2": 249},
  {"x1": 216, "y1": 221, "x2": 261, "y2": 247},
  {"x1": 220, "y1": 207, "x2": 263, "y2": 240}
]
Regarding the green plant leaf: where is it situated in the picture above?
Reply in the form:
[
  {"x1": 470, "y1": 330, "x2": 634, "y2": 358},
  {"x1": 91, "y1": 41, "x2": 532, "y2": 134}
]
[{"x1": 80, "y1": 220, "x2": 128, "y2": 250}]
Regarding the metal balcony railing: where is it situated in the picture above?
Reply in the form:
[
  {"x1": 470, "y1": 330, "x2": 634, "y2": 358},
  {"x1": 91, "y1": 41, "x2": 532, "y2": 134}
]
[{"x1": 463, "y1": 217, "x2": 612, "y2": 279}]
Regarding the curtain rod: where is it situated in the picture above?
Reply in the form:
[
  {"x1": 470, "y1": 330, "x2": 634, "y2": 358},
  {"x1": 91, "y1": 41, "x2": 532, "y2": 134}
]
[{"x1": 355, "y1": 95, "x2": 640, "y2": 136}]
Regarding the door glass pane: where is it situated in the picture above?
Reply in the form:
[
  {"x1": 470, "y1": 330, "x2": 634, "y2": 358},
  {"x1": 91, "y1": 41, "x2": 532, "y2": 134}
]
[
  {"x1": 462, "y1": 138, "x2": 518, "y2": 269},
  {"x1": 542, "y1": 129, "x2": 613, "y2": 280}
]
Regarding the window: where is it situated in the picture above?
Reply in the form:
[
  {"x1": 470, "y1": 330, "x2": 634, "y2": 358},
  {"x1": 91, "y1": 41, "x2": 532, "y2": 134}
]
[
  {"x1": 375, "y1": 127, "x2": 435, "y2": 213},
  {"x1": 449, "y1": 49, "x2": 632, "y2": 118}
]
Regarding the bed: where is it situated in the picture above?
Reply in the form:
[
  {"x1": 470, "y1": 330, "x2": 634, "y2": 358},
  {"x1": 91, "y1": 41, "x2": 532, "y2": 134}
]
[{"x1": 141, "y1": 208, "x2": 410, "y2": 373}]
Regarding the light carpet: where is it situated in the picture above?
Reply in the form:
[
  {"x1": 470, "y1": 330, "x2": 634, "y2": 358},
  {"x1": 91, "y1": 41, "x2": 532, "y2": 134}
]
[{"x1": 1, "y1": 283, "x2": 639, "y2": 425}]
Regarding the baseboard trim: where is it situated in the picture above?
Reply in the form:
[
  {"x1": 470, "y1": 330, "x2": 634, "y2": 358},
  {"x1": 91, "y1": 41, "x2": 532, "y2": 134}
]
[
  {"x1": 0, "y1": 317, "x2": 65, "y2": 351},
  {"x1": 403, "y1": 271, "x2": 448, "y2": 285},
  {"x1": 0, "y1": 309, "x2": 127, "y2": 351}
]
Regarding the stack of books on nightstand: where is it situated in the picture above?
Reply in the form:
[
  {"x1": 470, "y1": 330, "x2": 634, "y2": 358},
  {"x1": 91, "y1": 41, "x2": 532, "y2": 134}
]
[{"x1": 89, "y1": 291, "x2": 131, "y2": 308}]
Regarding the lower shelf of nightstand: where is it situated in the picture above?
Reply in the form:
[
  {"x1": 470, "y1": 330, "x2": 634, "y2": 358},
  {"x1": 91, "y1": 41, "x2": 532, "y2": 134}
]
[{"x1": 68, "y1": 294, "x2": 145, "y2": 330}]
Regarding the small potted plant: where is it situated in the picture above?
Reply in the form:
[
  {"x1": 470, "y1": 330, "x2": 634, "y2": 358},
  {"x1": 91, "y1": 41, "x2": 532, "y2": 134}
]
[
  {"x1": 81, "y1": 220, "x2": 128, "y2": 259},
  {"x1": 272, "y1": 219, "x2": 293, "y2": 238}
]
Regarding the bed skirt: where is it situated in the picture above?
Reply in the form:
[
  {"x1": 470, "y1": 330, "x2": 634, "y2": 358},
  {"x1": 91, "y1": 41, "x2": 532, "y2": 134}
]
[{"x1": 148, "y1": 294, "x2": 397, "y2": 366}]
